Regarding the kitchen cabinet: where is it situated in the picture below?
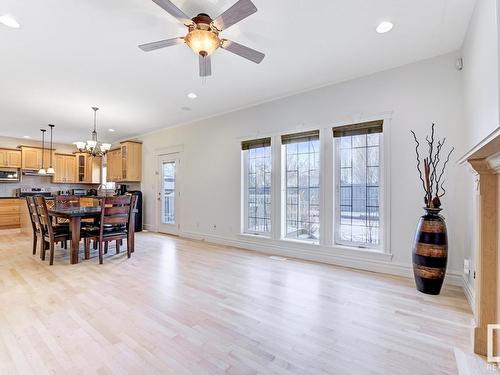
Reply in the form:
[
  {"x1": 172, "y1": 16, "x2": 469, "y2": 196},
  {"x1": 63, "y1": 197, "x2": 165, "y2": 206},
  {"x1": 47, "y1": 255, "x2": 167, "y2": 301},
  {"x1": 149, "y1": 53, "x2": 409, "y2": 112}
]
[
  {"x1": 106, "y1": 148, "x2": 122, "y2": 182},
  {"x1": 0, "y1": 199, "x2": 21, "y2": 229},
  {"x1": 120, "y1": 141, "x2": 142, "y2": 182},
  {"x1": 0, "y1": 149, "x2": 22, "y2": 168},
  {"x1": 20, "y1": 146, "x2": 55, "y2": 171},
  {"x1": 53, "y1": 154, "x2": 77, "y2": 183},
  {"x1": 76, "y1": 153, "x2": 101, "y2": 183},
  {"x1": 106, "y1": 141, "x2": 142, "y2": 182}
]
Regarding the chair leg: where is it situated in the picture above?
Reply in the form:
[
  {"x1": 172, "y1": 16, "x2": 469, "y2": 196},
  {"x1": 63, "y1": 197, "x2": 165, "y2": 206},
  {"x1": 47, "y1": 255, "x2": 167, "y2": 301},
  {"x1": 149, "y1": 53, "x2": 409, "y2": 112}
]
[
  {"x1": 98, "y1": 241, "x2": 103, "y2": 264},
  {"x1": 49, "y1": 242, "x2": 55, "y2": 265},
  {"x1": 104, "y1": 241, "x2": 108, "y2": 254},
  {"x1": 40, "y1": 239, "x2": 46, "y2": 260},
  {"x1": 84, "y1": 238, "x2": 90, "y2": 260},
  {"x1": 127, "y1": 238, "x2": 131, "y2": 259},
  {"x1": 32, "y1": 235, "x2": 37, "y2": 255},
  {"x1": 116, "y1": 240, "x2": 120, "y2": 254}
]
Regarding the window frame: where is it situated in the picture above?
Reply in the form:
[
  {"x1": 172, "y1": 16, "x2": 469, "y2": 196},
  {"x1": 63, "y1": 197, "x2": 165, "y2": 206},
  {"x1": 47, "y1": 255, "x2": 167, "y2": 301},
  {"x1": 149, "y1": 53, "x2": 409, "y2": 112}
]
[
  {"x1": 241, "y1": 143, "x2": 273, "y2": 237},
  {"x1": 333, "y1": 121, "x2": 388, "y2": 252},
  {"x1": 280, "y1": 131, "x2": 321, "y2": 244},
  {"x1": 238, "y1": 116, "x2": 391, "y2": 257}
]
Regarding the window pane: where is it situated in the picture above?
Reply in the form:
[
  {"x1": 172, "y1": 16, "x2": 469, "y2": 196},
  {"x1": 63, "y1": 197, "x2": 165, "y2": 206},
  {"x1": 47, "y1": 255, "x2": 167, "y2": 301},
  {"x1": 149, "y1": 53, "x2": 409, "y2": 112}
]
[
  {"x1": 162, "y1": 161, "x2": 176, "y2": 224},
  {"x1": 284, "y1": 139, "x2": 320, "y2": 241},
  {"x1": 335, "y1": 133, "x2": 381, "y2": 247},
  {"x1": 245, "y1": 145, "x2": 272, "y2": 234}
]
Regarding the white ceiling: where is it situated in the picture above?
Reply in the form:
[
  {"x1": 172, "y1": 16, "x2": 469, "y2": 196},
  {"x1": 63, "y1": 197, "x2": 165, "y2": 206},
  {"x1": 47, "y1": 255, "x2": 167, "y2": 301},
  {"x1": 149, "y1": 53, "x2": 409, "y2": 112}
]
[{"x1": 0, "y1": 0, "x2": 475, "y2": 143}]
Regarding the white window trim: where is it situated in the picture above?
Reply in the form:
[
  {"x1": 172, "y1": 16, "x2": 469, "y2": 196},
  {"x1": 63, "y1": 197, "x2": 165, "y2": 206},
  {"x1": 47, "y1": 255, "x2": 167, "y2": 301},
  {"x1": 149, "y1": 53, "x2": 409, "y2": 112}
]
[
  {"x1": 332, "y1": 115, "x2": 392, "y2": 254},
  {"x1": 280, "y1": 133, "x2": 321, "y2": 244},
  {"x1": 241, "y1": 148, "x2": 272, "y2": 237},
  {"x1": 238, "y1": 112, "x2": 392, "y2": 256}
]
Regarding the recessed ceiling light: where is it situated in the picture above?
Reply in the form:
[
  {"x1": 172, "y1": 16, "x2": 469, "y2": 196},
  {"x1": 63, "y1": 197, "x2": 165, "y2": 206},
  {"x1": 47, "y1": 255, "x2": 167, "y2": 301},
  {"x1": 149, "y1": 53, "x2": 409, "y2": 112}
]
[
  {"x1": 23, "y1": 135, "x2": 31, "y2": 139},
  {"x1": 0, "y1": 14, "x2": 20, "y2": 29},
  {"x1": 108, "y1": 128, "x2": 115, "y2": 132},
  {"x1": 187, "y1": 92, "x2": 197, "y2": 99},
  {"x1": 376, "y1": 21, "x2": 393, "y2": 34}
]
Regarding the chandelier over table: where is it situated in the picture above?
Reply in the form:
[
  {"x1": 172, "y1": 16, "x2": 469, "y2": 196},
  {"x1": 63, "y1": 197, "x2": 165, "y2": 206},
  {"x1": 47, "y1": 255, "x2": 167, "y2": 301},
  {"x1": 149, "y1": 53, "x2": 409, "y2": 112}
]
[{"x1": 74, "y1": 107, "x2": 111, "y2": 157}]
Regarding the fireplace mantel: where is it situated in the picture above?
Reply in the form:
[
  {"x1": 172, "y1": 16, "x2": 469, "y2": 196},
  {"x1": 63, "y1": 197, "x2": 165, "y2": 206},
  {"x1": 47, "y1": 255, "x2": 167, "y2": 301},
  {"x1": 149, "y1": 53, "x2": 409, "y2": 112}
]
[{"x1": 460, "y1": 126, "x2": 500, "y2": 357}]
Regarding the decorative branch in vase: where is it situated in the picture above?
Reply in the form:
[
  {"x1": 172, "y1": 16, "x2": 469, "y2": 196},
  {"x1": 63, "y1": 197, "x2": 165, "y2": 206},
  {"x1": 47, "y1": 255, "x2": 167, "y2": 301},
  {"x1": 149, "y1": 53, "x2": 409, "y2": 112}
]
[
  {"x1": 410, "y1": 123, "x2": 454, "y2": 295},
  {"x1": 410, "y1": 123, "x2": 454, "y2": 210}
]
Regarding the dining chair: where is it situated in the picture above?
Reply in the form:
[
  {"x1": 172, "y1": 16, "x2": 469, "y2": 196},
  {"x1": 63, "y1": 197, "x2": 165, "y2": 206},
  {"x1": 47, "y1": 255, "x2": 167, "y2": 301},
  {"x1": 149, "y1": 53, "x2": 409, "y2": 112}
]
[
  {"x1": 34, "y1": 196, "x2": 72, "y2": 265},
  {"x1": 25, "y1": 196, "x2": 43, "y2": 255},
  {"x1": 83, "y1": 195, "x2": 133, "y2": 264}
]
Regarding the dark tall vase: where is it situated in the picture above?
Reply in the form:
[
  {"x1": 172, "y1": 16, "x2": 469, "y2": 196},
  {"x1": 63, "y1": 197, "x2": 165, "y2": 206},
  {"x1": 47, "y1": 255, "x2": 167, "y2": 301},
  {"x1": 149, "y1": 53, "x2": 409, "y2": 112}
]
[{"x1": 412, "y1": 208, "x2": 448, "y2": 295}]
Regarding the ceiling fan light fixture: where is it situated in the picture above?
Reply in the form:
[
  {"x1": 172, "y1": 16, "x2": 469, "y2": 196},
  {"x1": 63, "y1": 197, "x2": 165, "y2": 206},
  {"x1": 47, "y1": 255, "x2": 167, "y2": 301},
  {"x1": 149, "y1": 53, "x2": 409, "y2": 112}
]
[{"x1": 185, "y1": 29, "x2": 220, "y2": 56}]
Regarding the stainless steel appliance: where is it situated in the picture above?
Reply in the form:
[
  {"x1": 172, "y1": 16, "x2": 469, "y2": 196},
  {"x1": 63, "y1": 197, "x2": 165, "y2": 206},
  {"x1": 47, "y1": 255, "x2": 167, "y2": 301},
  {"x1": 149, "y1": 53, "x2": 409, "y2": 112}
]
[
  {"x1": 16, "y1": 187, "x2": 52, "y2": 197},
  {"x1": 70, "y1": 188, "x2": 87, "y2": 196},
  {"x1": 0, "y1": 168, "x2": 21, "y2": 182},
  {"x1": 128, "y1": 191, "x2": 142, "y2": 232}
]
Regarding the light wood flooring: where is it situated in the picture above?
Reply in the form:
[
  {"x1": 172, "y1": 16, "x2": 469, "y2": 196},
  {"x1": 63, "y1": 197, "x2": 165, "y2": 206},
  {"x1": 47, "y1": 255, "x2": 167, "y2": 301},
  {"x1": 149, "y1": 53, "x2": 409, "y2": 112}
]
[{"x1": 0, "y1": 231, "x2": 473, "y2": 374}]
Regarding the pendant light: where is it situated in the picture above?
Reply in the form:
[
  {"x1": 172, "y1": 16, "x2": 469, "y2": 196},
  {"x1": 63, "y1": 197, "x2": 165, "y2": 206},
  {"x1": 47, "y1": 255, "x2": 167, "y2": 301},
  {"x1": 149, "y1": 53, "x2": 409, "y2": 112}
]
[
  {"x1": 38, "y1": 129, "x2": 47, "y2": 175},
  {"x1": 46, "y1": 124, "x2": 55, "y2": 175}
]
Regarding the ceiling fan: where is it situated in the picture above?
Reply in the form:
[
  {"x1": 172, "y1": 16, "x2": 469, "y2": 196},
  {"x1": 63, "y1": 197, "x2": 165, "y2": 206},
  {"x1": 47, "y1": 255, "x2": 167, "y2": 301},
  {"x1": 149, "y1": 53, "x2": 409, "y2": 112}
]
[{"x1": 139, "y1": 0, "x2": 265, "y2": 77}]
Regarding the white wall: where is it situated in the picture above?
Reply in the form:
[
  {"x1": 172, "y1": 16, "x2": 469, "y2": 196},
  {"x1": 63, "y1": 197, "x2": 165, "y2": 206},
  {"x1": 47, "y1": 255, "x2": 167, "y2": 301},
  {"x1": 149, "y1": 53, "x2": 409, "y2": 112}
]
[
  {"x1": 460, "y1": 0, "x2": 500, "y2": 296},
  {"x1": 461, "y1": 0, "x2": 500, "y2": 150},
  {"x1": 139, "y1": 52, "x2": 468, "y2": 282}
]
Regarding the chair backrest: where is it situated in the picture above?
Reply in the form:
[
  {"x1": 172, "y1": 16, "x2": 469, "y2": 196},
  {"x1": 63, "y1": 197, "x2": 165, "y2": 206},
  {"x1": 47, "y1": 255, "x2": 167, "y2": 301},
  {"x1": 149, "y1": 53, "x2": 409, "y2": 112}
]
[
  {"x1": 34, "y1": 196, "x2": 55, "y2": 239},
  {"x1": 99, "y1": 195, "x2": 132, "y2": 237},
  {"x1": 26, "y1": 196, "x2": 41, "y2": 233},
  {"x1": 55, "y1": 195, "x2": 80, "y2": 209}
]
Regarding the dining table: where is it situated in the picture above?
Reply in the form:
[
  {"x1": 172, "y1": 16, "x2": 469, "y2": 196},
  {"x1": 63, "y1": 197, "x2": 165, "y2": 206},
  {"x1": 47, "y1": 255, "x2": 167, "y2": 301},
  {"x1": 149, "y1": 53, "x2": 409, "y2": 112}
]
[{"x1": 48, "y1": 205, "x2": 136, "y2": 264}]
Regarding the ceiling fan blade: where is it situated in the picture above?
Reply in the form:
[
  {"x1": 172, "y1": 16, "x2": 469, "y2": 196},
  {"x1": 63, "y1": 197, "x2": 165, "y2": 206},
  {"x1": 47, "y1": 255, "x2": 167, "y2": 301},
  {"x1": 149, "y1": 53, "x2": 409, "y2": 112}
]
[
  {"x1": 138, "y1": 37, "x2": 184, "y2": 52},
  {"x1": 199, "y1": 55, "x2": 212, "y2": 77},
  {"x1": 151, "y1": 0, "x2": 193, "y2": 25},
  {"x1": 211, "y1": 0, "x2": 257, "y2": 31},
  {"x1": 221, "y1": 40, "x2": 265, "y2": 64}
]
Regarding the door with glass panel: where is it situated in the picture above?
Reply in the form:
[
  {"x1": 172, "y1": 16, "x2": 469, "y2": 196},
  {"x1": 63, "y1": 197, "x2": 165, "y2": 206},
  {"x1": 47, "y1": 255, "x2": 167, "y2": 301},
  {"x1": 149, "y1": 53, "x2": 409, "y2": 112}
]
[{"x1": 158, "y1": 154, "x2": 180, "y2": 235}]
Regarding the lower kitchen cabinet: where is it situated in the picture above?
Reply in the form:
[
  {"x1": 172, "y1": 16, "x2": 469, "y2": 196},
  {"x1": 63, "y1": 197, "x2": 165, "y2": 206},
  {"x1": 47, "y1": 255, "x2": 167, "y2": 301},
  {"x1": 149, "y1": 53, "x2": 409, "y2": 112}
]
[{"x1": 0, "y1": 199, "x2": 21, "y2": 229}]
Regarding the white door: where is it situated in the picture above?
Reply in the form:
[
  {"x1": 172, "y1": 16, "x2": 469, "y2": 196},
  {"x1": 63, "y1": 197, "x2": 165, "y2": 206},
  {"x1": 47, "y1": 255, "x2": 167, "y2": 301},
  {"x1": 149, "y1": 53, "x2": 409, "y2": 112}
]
[{"x1": 158, "y1": 154, "x2": 180, "y2": 235}]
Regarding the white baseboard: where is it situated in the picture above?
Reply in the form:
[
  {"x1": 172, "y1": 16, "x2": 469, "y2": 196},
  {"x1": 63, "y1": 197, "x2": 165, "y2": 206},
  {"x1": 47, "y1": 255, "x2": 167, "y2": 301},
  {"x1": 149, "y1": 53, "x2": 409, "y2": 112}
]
[
  {"x1": 462, "y1": 275, "x2": 475, "y2": 314},
  {"x1": 180, "y1": 230, "x2": 464, "y2": 287},
  {"x1": 143, "y1": 223, "x2": 156, "y2": 232}
]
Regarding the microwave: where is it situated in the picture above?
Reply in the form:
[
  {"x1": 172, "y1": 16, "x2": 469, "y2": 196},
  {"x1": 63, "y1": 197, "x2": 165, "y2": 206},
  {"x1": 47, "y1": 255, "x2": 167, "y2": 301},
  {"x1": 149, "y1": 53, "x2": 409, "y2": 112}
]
[{"x1": 0, "y1": 168, "x2": 21, "y2": 182}]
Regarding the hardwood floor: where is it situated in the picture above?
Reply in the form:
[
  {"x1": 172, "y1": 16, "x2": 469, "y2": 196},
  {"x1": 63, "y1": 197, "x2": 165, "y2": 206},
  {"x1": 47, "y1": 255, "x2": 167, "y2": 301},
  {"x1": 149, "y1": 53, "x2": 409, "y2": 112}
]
[{"x1": 0, "y1": 230, "x2": 473, "y2": 374}]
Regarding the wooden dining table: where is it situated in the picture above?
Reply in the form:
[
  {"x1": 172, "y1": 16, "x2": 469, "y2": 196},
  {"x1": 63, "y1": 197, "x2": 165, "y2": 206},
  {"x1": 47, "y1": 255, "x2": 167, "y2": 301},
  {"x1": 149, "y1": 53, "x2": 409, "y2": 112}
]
[{"x1": 48, "y1": 206, "x2": 136, "y2": 264}]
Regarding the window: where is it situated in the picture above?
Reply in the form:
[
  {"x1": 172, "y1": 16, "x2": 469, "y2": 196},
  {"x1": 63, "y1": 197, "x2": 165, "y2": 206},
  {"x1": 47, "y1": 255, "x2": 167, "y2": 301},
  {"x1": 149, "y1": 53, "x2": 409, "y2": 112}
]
[
  {"x1": 242, "y1": 138, "x2": 272, "y2": 234},
  {"x1": 101, "y1": 165, "x2": 116, "y2": 190},
  {"x1": 162, "y1": 161, "x2": 176, "y2": 224},
  {"x1": 334, "y1": 121, "x2": 383, "y2": 248},
  {"x1": 282, "y1": 131, "x2": 320, "y2": 241}
]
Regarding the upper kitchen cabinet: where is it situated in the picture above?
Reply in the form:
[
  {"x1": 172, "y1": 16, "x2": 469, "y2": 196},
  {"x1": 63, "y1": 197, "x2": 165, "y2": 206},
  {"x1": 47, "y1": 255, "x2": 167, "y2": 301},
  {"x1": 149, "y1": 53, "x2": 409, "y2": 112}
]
[
  {"x1": 106, "y1": 148, "x2": 122, "y2": 182},
  {"x1": 0, "y1": 148, "x2": 22, "y2": 168},
  {"x1": 76, "y1": 153, "x2": 101, "y2": 184},
  {"x1": 53, "y1": 154, "x2": 77, "y2": 183},
  {"x1": 121, "y1": 141, "x2": 142, "y2": 182},
  {"x1": 20, "y1": 146, "x2": 55, "y2": 171},
  {"x1": 107, "y1": 141, "x2": 142, "y2": 182}
]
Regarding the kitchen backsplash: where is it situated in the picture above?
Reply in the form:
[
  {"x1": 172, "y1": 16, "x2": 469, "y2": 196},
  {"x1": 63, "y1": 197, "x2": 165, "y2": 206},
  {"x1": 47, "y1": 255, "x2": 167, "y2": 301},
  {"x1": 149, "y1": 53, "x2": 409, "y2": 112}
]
[{"x1": 0, "y1": 175, "x2": 98, "y2": 197}]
